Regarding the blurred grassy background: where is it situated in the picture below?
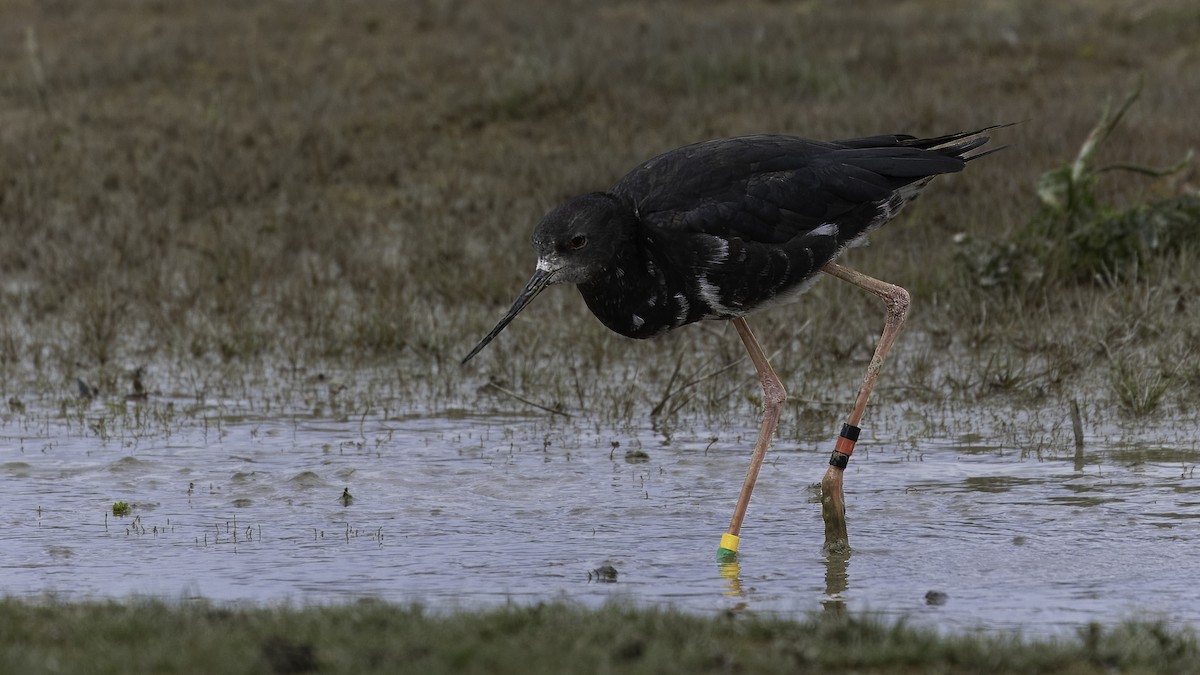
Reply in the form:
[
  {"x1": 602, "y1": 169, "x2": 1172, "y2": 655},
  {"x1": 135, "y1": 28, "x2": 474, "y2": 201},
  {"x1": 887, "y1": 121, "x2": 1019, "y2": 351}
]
[{"x1": 0, "y1": 0, "x2": 1196, "y2": 419}]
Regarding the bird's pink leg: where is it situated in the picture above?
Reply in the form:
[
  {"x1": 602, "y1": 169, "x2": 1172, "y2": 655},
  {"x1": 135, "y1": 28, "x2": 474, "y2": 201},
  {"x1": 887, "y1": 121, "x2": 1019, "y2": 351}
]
[
  {"x1": 719, "y1": 317, "x2": 786, "y2": 558},
  {"x1": 818, "y1": 262, "x2": 910, "y2": 553}
]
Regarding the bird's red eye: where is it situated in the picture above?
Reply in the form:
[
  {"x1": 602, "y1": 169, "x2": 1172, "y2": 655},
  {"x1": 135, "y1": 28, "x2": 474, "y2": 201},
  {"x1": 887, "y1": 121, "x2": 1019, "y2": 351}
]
[{"x1": 569, "y1": 234, "x2": 587, "y2": 250}]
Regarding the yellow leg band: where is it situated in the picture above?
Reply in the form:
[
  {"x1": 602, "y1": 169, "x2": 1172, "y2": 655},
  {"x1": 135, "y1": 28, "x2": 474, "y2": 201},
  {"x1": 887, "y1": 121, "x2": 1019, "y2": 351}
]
[{"x1": 719, "y1": 533, "x2": 740, "y2": 553}]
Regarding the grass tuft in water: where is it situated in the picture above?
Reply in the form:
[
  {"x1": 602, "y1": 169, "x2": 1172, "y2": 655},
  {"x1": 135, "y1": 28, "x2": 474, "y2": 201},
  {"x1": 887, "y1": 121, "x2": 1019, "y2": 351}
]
[
  {"x1": 957, "y1": 81, "x2": 1196, "y2": 290},
  {"x1": 1112, "y1": 360, "x2": 1170, "y2": 418}
]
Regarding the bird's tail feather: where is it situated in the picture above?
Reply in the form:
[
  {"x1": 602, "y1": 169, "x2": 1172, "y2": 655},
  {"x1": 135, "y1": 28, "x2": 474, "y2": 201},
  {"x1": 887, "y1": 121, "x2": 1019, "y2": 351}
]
[{"x1": 914, "y1": 122, "x2": 1020, "y2": 161}]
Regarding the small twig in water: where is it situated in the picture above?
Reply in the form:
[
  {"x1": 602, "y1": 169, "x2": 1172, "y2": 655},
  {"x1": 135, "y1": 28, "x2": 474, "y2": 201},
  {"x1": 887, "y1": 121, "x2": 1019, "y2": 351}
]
[
  {"x1": 654, "y1": 345, "x2": 781, "y2": 419},
  {"x1": 486, "y1": 381, "x2": 570, "y2": 417},
  {"x1": 1070, "y1": 399, "x2": 1085, "y2": 470}
]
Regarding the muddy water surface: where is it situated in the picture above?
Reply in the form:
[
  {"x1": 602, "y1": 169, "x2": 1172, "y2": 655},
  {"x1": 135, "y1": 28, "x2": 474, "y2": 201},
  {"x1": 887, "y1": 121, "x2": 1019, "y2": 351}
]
[{"x1": 2, "y1": 396, "x2": 1197, "y2": 634}]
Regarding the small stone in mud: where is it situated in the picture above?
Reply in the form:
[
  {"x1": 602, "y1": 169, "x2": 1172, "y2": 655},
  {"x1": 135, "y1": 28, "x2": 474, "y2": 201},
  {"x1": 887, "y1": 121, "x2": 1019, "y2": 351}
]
[
  {"x1": 925, "y1": 590, "x2": 949, "y2": 606},
  {"x1": 624, "y1": 450, "x2": 650, "y2": 464},
  {"x1": 589, "y1": 564, "x2": 618, "y2": 583}
]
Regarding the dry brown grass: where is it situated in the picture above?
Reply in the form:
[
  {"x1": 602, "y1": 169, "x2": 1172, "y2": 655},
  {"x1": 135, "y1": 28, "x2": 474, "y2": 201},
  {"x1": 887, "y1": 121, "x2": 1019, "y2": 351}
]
[{"x1": 1, "y1": 0, "x2": 1197, "y2": 421}]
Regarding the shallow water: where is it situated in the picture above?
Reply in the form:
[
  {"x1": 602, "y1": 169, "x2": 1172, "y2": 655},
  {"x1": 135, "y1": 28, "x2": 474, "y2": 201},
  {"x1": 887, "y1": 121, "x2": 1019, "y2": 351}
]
[{"x1": 2, "y1": 396, "x2": 1198, "y2": 634}]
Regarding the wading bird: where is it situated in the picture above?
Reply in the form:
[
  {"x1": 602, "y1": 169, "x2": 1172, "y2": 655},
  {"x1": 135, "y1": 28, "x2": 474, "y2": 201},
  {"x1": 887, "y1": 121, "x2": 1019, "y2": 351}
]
[{"x1": 463, "y1": 127, "x2": 1002, "y2": 556}]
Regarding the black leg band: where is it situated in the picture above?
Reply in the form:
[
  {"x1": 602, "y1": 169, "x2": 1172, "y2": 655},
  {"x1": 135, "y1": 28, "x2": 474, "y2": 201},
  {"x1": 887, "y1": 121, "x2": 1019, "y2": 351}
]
[
  {"x1": 829, "y1": 451, "x2": 850, "y2": 469},
  {"x1": 840, "y1": 423, "x2": 861, "y2": 441}
]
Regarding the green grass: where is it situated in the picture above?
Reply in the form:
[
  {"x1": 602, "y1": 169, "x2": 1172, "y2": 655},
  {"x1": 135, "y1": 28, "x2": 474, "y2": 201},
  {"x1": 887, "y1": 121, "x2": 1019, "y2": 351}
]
[
  {"x1": 961, "y1": 81, "x2": 1196, "y2": 288},
  {"x1": 1, "y1": 599, "x2": 1197, "y2": 675}
]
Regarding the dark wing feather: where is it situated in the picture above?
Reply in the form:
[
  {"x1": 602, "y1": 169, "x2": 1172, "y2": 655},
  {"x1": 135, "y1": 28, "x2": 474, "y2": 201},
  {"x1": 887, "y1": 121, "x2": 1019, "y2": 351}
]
[
  {"x1": 611, "y1": 135, "x2": 836, "y2": 243},
  {"x1": 610, "y1": 130, "x2": 993, "y2": 246}
]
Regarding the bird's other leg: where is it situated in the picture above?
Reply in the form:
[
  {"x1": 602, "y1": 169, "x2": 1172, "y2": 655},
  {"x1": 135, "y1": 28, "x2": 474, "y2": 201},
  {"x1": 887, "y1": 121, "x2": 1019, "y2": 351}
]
[
  {"x1": 818, "y1": 262, "x2": 910, "y2": 553},
  {"x1": 719, "y1": 317, "x2": 787, "y2": 559}
]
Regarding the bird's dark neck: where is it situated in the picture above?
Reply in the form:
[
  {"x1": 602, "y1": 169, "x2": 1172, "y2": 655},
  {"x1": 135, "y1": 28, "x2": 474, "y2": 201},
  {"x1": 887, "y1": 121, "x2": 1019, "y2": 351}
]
[
  {"x1": 578, "y1": 245, "x2": 658, "y2": 339},
  {"x1": 576, "y1": 217, "x2": 696, "y2": 340}
]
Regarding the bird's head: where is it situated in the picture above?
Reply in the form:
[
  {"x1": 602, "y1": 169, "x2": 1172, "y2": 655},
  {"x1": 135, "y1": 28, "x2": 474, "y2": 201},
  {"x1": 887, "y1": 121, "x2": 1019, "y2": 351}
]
[
  {"x1": 462, "y1": 192, "x2": 632, "y2": 363},
  {"x1": 531, "y1": 192, "x2": 631, "y2": 285}
]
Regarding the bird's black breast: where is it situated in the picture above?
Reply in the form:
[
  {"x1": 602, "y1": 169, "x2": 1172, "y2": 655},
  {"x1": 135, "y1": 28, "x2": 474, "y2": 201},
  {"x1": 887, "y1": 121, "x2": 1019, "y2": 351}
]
[
  {"x1": 575, "y1": 216, "x2": 845, "y2": 338},
  {"x1": 575, "y1": 235, "x2": 692, "y2": 339}
]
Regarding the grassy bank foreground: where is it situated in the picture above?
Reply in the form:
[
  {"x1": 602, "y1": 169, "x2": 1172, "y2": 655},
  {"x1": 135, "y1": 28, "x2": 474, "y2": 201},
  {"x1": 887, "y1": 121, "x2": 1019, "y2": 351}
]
[{"x1": 1, "y1": 599, "x2": 1197, "y2": 675}]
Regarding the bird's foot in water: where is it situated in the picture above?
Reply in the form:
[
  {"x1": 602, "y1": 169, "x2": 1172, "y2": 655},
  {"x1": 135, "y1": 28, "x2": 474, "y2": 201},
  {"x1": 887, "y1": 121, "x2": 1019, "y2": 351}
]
[{"x1": 820, "y1": 464, "x2": 850, "y2": 554}]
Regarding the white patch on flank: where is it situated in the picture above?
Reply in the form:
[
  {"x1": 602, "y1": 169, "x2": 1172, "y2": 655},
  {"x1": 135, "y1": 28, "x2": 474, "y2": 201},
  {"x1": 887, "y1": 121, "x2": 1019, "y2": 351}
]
[
  {"x1": 896, "y1": 178, "x2": 932, "y2": 208},
  {"x1": 880, "y1": 195, "x2": 900, "y2": 221},
  {"x1": 697, "y1": 275, "x2": 731, "y2": 316},
  {"x1": 843, "y1": 191, "x2": 909, "y2": 252},
  {"x1": 709, "y1": 237, "x2": 729, "y2": 264},
  {"x1": 674, "y1": 292, "x2": 690, "y2": 325},
  {"x1": 631, "y1": 314, "x2": 644, "y2": 329},
  {"x1": 811, "y1": 222, "x2": 838, "y2": 237}
]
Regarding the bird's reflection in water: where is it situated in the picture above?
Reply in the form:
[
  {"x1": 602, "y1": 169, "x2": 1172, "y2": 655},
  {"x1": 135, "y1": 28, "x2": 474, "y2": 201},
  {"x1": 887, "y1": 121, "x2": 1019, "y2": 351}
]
[
  {"x1": 822, "y1": 550, "x2": 851, "y2": 615},
  {"x1": 720, "y1": 560, "x2": 743, "y2": 597},
  {"x1": 717, "y1": 550, "x2": 850, "y2": 615},
  {"x1": 718, "y1": 560, "x2": 750, "y2": 613}
]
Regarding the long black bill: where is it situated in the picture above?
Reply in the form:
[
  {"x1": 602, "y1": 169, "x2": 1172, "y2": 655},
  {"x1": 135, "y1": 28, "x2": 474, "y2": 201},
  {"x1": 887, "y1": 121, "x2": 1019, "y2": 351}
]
[{"x1": 461, "y1": 268, "x2": 555, "y2": 364}]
